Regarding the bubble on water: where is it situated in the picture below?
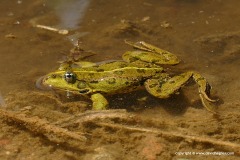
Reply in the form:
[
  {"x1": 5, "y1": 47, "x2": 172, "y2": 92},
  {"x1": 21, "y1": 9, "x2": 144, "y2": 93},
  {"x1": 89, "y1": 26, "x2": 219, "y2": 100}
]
[{"x1": 48, "y1": 0, "x2": 90, "y2": 30}]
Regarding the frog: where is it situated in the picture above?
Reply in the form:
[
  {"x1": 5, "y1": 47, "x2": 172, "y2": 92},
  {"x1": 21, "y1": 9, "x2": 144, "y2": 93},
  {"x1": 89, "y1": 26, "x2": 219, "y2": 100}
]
[{"x1": 41, "y1": 41, "x2": 217, "y2": 113}]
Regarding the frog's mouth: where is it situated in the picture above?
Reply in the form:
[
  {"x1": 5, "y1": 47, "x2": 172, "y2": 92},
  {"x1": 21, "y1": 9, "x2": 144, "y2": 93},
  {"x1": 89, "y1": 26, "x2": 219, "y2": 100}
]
[
  {"x1": 36, "y1": 75, "x2": 68, "y2": 92},
  {"x1": 36, "y1": 76, "x2": 52, "y2": 91}
]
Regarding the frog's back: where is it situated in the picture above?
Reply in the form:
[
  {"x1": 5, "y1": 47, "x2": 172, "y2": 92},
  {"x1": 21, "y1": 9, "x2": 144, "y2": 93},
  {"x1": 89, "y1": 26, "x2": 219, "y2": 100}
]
[{"x1": 74, "y1": 64, "x2": 164, "y2": 94}]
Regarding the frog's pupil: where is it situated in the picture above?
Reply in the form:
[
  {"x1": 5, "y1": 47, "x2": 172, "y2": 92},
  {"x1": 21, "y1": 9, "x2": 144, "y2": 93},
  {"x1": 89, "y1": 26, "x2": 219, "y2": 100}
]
[{"x1": 64, "y1": 72, "x2": 76, "y2": 83}]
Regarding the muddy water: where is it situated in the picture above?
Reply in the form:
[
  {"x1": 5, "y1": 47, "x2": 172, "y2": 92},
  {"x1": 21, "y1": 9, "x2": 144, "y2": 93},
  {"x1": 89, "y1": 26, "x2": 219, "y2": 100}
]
[{"x1": 0, "y1": 0, "x2": 240, "y2": 159}]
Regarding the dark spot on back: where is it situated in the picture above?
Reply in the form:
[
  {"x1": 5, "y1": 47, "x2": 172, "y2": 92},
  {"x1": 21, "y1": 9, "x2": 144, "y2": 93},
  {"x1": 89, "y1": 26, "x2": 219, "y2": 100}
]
[
  {"x1": 90, "y1": 80, "x2": 99, "y2": 83},
  {"x1": 107, "y1": 78, "x2": 116, "y2": 84},
  {"x1": 96, "y1": 68, "x2": 104, "y2": 72}
]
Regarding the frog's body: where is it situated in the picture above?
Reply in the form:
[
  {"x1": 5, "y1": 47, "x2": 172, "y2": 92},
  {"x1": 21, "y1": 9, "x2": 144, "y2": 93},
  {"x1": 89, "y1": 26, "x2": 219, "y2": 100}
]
[{"x1": 42, "y1": 41, "x2": 216, "y2": 112}]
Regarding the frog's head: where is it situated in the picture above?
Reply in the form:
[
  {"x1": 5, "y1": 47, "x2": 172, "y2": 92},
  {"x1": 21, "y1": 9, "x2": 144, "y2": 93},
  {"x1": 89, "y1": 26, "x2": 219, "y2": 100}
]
[{"x1": 40, "y1": 70, "x2": 92, "y2": 95}]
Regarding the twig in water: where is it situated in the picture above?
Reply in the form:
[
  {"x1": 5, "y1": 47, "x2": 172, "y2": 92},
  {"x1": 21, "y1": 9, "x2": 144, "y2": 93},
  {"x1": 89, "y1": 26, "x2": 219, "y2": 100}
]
[
  {"x1": 54, "y1": 109, "x2": 132, "y2": 127},
  {"x1": 0, "y1": 109, "x2": 87, "y2": 149},
  {"x1": 97, "y1": 122, "x2": 240, "y2": 155},
  {"x1": 35, "y1": 24, "x2": 69, "y2": 35}
]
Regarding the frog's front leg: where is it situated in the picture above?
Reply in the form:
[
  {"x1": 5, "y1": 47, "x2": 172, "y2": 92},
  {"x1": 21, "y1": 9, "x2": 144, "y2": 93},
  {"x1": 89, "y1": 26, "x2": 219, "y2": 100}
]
[
  {"x1": 144, "y1": 72, "x2": 217, "y2": 113},
  {"x1": 123, "y1": 41, "x2": 180, "y2": 65},
  {"x1": 91, "y1": 93, "x2": 109, "y2": 110}
]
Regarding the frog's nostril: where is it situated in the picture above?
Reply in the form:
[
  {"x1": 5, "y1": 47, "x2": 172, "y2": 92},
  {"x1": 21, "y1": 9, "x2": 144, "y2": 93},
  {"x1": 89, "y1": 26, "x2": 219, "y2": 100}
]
[{"x1": 51, "y1": 74, "x2": 56, "y2": 78}]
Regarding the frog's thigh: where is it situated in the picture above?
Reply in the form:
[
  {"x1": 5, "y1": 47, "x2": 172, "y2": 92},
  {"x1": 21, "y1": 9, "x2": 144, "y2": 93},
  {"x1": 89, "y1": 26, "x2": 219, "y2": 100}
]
[
  {"x1": 74, "y1": 61, "x2": 96, "y2": 68},
  {"x1": 91, "y1": 93, "x2": 109, "y2": 110},
  {"x1": 144, "y1": 72, "x2": 193, "y2": 98},
  {"x1": 122, "y1": 50, "x2": 179, "y2": 65}
]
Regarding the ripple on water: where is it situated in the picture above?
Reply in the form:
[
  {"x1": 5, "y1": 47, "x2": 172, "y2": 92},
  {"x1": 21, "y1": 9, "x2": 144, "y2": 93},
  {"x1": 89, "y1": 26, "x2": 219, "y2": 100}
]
[{"x1": 0, "y1": 92, "x2": 6, "y2": 107}]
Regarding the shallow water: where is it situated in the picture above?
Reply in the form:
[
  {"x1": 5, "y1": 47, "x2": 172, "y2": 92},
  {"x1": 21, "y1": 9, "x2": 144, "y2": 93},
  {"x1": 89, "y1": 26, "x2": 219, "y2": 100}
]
[{"x1": 0, "y1": 0, "x2": 240, "y2": 159}]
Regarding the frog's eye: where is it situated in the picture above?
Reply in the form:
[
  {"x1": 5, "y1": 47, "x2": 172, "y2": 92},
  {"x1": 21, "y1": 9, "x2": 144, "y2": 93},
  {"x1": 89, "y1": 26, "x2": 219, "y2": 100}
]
[{"x1": 64, "y1": 72, "x2": 76, "y2": 83}]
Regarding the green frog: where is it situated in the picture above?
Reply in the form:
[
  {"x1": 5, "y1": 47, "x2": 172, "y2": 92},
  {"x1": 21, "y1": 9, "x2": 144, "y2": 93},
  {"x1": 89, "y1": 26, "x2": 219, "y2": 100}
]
[{"x1": 41, "y1": 41, "x2": 216, "y2": 113}]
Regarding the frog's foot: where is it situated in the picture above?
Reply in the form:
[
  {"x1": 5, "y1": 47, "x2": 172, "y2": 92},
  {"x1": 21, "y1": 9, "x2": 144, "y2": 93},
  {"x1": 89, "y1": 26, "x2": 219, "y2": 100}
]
[
  {"x1": 144, "y1": 71, "x2": 217, "y2": 113},
  {"x1": 91, "y1": 93, "x2": 109, "y2": 110},
  {"x1": 123, "y1": 41, "x2": 180, "y2": 65}
]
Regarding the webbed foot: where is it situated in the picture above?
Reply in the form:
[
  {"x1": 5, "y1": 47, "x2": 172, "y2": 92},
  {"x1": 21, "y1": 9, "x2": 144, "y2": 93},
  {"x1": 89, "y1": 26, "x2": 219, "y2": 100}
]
[{"x1": 144, "y1": 71, "x2": 217, "y2": 113}]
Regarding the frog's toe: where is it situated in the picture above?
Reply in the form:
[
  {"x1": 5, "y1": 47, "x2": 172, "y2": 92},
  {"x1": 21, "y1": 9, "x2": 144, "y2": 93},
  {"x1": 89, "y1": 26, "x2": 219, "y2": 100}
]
[
  {"x1": 200, "y1": 91, "x2": 218, "y2": 102},
  {"x1": 199, "y1": 94, "x2": 217, "y2": 114}
]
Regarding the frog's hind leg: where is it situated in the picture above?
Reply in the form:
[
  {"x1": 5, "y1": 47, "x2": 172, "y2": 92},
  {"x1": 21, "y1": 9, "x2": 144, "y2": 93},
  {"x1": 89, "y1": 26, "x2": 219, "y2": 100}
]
[
  {"x1": 123, "y1": 41, "x2": 180, "y2": 65},
  {"x1": 144, "y1": 71, "x2": 217, "y2": 113}
]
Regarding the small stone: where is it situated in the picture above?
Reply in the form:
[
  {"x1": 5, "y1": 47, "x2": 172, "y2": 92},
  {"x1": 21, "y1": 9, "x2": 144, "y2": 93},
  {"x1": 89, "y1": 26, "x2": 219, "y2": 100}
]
[
  {"x1": 6, "y1": 151, "x2": 11, "y2": 155},
  {"x1": 161, "y1": 21, "x2": 171, "y2": 28},
  {"x1": 142, "y1": 16, "x2": 150, "y2": 22},
  {"x1": 5, "y1": 33, "x2": 16, "y2": 39}
]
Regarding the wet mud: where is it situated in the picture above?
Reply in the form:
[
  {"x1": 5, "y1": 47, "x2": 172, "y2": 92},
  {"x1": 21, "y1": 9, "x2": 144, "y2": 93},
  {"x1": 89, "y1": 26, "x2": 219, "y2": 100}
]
[{"x1": 0, "y1": 0, "x2": 240, "y2": 159}]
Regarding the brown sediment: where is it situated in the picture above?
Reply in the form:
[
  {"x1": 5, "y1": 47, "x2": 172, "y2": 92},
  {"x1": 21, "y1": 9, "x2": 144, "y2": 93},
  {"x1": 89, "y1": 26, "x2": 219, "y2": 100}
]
[
  {"x1": 96, "y1": 122, "x2": 240, "y2": 155},
  {"x1": 0, "y1": 109, "x2": 87, "y2": 150}
]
